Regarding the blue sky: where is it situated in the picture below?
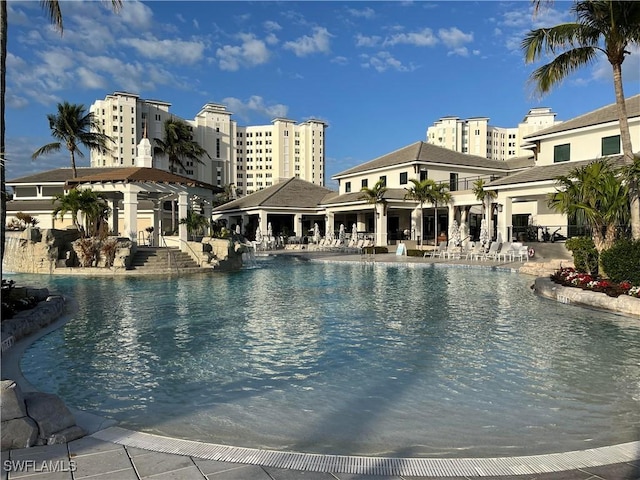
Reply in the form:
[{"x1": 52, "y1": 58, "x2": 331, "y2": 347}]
[{"x1": 5, "y1": 0, "x2": 640, "y2": 189}]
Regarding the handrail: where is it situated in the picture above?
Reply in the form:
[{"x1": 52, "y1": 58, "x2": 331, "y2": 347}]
[
  {"x1": 159, "y1": 235, "x2": 205, "y2": 270},
  {"x1": 158, "y1": 235, "x2": 181, "y2": 274}
]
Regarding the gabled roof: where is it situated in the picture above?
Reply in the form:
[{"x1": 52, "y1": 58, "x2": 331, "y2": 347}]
[
  {"x1": 65, "y1": 167, "x2": 221, "y2": 191},
  {"x1": 214, "y1": 178, "x2": 336, "y2": 212},
  {"x1": 8, "y1": 167, "x2": 221, "y2": 192},
  {"x1": 333, "y1": 141, "x2": 513, "y2": 178},
  {"x1": 524, "y1": 94, "x2": 640, "y2": 139},
  {"x1": 487, "y1": 154, "x2": 632, "y2": 188}
]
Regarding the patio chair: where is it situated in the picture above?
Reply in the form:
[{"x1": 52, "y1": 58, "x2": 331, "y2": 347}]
[
  {"x1": 496, "y1": 241, "x2": 514, "y2": 262},
  {"x1": 464, "y1": 242, "x2": 481, "y2": 260},
  {"x1": 482, "y1": 241, "x2": 502, "y2": 261},
  {"x1": 443, "y1": 241, "x2": 462, "y2": 260},
  {"x1": 425, "y1": 241, "x2": 447, "y2": 258},
  {"x1": 512, "y1": 244, "x2": 530, "y2": 262}
]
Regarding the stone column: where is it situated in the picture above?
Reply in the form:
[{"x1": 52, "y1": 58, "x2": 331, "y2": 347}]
[
  {"x1": 152, "y1": 202, "x2": 161, "y2": 246},
  {"x1": 356, "y1": 212, "x2": 366, "y2": 234},
  {"x1": 376, "y1": 204, "x2": 388, "y2": 247},
  {"x1": 498, "y1": 196, "x2": 513, "y2": 243},
  {"x1": 293, "y1": 213, "x2": 302, "y2": 237},
  {"x1": 178, "y1": 192, "x2": 189, "y2": 252},
  {"x1": 123, "y1": 189, "x2": 138, "y2": 244},
  {"x1": 109, "y1": 199, "x2": 119, "y2": 236}
]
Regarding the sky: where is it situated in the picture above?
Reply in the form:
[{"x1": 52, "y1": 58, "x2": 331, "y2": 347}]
[{"x1": 5, "y1": 0, "x2": 640, "y2": 190}]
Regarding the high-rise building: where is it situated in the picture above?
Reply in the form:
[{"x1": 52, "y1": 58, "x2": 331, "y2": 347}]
[
  {"x1": 425, "y1": 107, "x2": 559, "y2": 160},
  {"x1": 90, "y1": 92, "x2": 326, "y2": 196}
]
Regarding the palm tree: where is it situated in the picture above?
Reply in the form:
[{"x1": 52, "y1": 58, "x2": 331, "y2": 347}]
[
  {"x1": 522, "y1": 0, "x2": 640, "y2": 239},
  {"x1": 32, "y1": 102, "x2": 115, "y2": 178},
  {"x1": 179, "y1": 210, "x2": 209, "y2": 240},
  {"x1": 359, "y1": 179, "x2": 388, "y2": 249},
  {"x1": 547, "y1": 159, "x2": 629, "y2": 253},
  {"x1": 1, "y1": 0, "x2": 122, "y2": 267},
  {"x1": 472, "y1": 178, "x2": 497, "y2": 222},
  {"x1": 427, "y1": 182, "x2": 452, "y2": 248},
  {"x1": 404, "y1": 178, "x2": 435, "y2": 248},
  {"x1": 154, "y1": 118, "x2": 211, "y2": 174},
  {"x1": 52, "y1": 188, "x2": 110, "y2": 238}
]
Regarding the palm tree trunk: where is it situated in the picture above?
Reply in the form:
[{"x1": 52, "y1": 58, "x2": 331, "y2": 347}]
[
  {"x1": 70, "y1": 150, "x2": 77, "y2": 178},
  {"x1": 612, "y1": 62, "x2": 639, "y2": 239},
  {"x1": 1, "y1": 0, "x2": 7, "y2": 268}
]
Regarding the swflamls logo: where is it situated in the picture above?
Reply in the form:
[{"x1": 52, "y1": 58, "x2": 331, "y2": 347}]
[{"x1": 3, "y1": 459, "x2": 77, "y2": 472}]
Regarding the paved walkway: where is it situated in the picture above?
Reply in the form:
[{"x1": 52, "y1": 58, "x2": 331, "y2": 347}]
[{"x1": 3, "y1": 248, "x2": 639, "y2": 479}]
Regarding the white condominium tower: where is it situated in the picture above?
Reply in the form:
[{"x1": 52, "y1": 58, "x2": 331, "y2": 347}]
[
  {"x1": 426, "y1": 107, "x2": 559, "y2": 160},
  {"x1": 90, "y1": 92, "x2": 326, "y2": 196}
]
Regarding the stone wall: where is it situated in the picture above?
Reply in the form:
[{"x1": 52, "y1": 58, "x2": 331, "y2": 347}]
[
  {"x1": 533, "y1": 277, "x2": 640, "y2": 319},
  {"x1": 191, "y1": 237, "x2": 246, "y2": 271}
]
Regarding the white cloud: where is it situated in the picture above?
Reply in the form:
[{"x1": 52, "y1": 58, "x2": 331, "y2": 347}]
[
  {"x1": 120, "y1": 37, "x2": 206, "y2": 65},
  {"x1": 360, "y1": 51, "x2": 416, "y2": 73},
  {"x1": 331, "y1": 56, "x2": 349, "y2": 66},
  {"x1": 193, "y1": 19, "x2": 200, "y2": 30},
  {"x1": 383, "y1": 28, "x2": 438, "y2": 47},
  {"x1": 77, "y1": 67, "x2": 107, "y2": 90},
  {"x1": 265, "y1": 33, "x2": 279, "y2": 46},
  {"x1": 283, "y1": 27, "x2": 332, "y2": 57},
  {"x1": 347, "y1": 7, "x2": 375, "y2": 19},
  {"x1": 117, "y1": 0, "x2": 154, "y2": 29},
  {"x1": 355, "y1": 34, "x2": 381, "y2": 48},
  {"x1": 264, "y1": 20, "x2": 282, "y2": 32},
  {"x1": 438, "y1": 27, "x2": 473, "y2": 49},
  {"x1": 216, "y1": 34, "x2": 271, "y2": 71},
  {"x1": 447, "y1": 47, "x2": 469, "y2": 57},
  {"x1": 221, "y1": 96, "x2": 288, "y2": 121}
]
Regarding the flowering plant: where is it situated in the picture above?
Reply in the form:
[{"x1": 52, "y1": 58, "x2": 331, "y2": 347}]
[{"x1": 551, "y1": 267, "x2": 640, "y2": 298}]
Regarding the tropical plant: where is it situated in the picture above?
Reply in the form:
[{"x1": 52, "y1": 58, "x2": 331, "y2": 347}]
[
  {"x1": 547, "y1": 159, "x2": 629, "y2": 256},
  {"x1": 359, "y1": 179, "x2": 388, "y2": 248},
  {"x1": 404, "y1": 178, "x2": 434, "y2": 248},
  {"x1": 52, "y1": 188, "x2": 111, "y2": 238},
  {"x1": 600, "y1": 238, "x2": 640, "y2": 284},
  {"x1": 472, "y1": 178, "x2": 497, "y2": 220},
  {"x1": 0, "y1": 1, "x2": 122, "y2": 267},
  {"x1": 15, "y1": 212, "x2": 38, "y2": 229},
  {"x1": 154, "y1": 118, "x2": 211, "y2": 174},
  {"x1": 179, "y1": 210, "x2": 209, "y2": 240},
  {"x1": 565, "y1": 236, "x2": 599, "y2": 275},
  {"x1": 428, "y1": 182, "x2": 452, "y2": 248},
  {"x1": 522, "y1": 0, "x2": 640, "y2": 239},
  {"x1": 32, "y1": 102, "x2": 115, "y2": 178}
]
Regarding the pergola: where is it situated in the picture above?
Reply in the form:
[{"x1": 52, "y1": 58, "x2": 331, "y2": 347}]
[{"x1": 66, "y1": 167, "x2": 222, "y2": 251}]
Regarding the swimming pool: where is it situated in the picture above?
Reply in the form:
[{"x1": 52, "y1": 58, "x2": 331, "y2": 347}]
[{"x1": 14, "y1": 256, "x2": 640, "y2": 457}]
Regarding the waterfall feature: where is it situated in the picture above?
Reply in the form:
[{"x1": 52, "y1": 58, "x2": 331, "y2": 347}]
[{"x1": 241, "y1": 244, "x2": 258, "y2": 268}]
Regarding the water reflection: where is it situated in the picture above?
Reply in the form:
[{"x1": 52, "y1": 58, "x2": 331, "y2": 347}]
[{"x1": 13, "y1": 259, "x2": 640, "y2": 457}]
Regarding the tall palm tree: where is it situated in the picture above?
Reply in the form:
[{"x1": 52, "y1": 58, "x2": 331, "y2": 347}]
[
  {"x1": 52, "y1": 188, "x2": 110, "y2": 238},
  {"x1": 404, "y1": 178, "x2": 435, "y2": 248},
  {"x1": 547, "y1": 159, "x2": 629, "y2": 253},
  {"x1": 154, "y1": 117, "x2": 211, "y2": 174},
  {"x1": 1, "y1": 0, "x2": 122, "y2": 267},
  {"x1": 472, "y1": 178, "x2": 497, "y2": 222},
  {"x1": 522, "y1": 0, "x2": 640, "y2": 239},
  {"x1": 427, "y1": 182, "x2": 452, "y2": 248},
  {"x1": 359, "y1": 179, "x2": 388, "y2": 248},
  {"x1": 32, "y1": 102, "x2": 115, "y2": 178}
]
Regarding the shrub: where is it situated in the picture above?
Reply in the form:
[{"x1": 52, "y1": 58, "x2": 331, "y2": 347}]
[
  {"x1": 600, "y1": 239, "x2": 640, "y2": 285},
  {"x1": 565, "y1": 236, "x2": 598, "y2": 274}
]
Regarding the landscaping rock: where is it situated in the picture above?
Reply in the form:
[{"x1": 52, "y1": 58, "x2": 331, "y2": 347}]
[
  {"x1": 0, "y1": 381, "x2": 27, "y2": 421},
  {"x1": 1, "y1": 417, "x2": 38, "y2": 450},
  {"x1": 24, "y1": 392, "x2": 76, "y2": 442},
  {"x1": 47, "y1": 425, "x2": 86, "y2": 445}
]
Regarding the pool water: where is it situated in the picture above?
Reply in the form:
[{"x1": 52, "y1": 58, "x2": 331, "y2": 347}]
[{"x1": 14, "y1": 257, "x2": 640, "y2": 457}]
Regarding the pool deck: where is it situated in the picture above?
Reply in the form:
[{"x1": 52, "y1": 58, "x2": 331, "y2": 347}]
[{"x1": 3, "y1": 248, "x2": 639, "y2": 480}]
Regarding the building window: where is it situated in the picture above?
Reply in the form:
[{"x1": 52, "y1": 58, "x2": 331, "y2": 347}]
[
  {"x1": 379, "y1": 175, "x2": 387, "y2": 187},
  {"x1": 399, "y1": 172, "x2": 408, "y2": 185},
  {"x1": 419, "y1": 169, "x2": 428, "y2": 181},
  {"x1": 361, "y1": 179, "x2": 368, "y2": 188},
  {"x1": 449, "y1": 173, "x2": 458, "y2": 192},
  {"x1": 601, "y1": 135, "x2": 621, "y2": 156},
  {"x1": 345, "y1": 181, "x2": 351, "y2": 193},
  {"x1": 553, "y1": 144, "x2": 570, "y2": 163}
]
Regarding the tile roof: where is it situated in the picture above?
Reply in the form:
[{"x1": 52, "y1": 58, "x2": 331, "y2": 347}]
[
  {"x1": 524, "y1": 94, "x2": 640, "y2": 139},
  {"x1": 333, "y1": 141, "x2": 513, "y2": 178},
  {"x1": 321, "y1": 188, "x2": 412, "y2": 206},
  {"x1": 8, "y1": 167, "x2": 221, "y2": 192},
  {"x1": 487, "y1": 154, "x2": 632, "y2": 188},
  {"x1": 214, "y1": 178, "x2": 336, "y2": 211}
]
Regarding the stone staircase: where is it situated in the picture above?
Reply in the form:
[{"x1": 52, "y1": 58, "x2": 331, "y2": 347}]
[{"x1": 130, "y1": 247, "x2": 203, "y2": 274}]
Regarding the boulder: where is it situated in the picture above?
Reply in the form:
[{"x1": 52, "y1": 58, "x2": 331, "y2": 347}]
[
  {"x1": 1, "y1": 417, "x2": 38, "y2": 450},
  {"x1": 47, "y1": 425, "x2": 86, "y2": 445},
  {"x1": 0, "y1": 381, "x2": 27, "y2": 421},
  {"x1": 24, "y1": 392, "x2": 76, "y2": 440}
]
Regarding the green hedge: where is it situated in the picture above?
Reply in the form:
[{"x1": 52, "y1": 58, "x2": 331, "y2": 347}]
[
  {"x1": 600, "y1": 239, "x2": 640, "y2": 284},
  {"x1": 361, "y1": 246, "x2": 389, "y2": 255},
  {"x1": 565, "y1": 236, "x2": 599, "y2": 274}
]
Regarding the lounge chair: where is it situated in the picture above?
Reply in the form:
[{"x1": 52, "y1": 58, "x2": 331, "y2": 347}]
[
  {"x1": 483, "y1": 241, "x2": 502, "y2": 261},
  {"x1": 464, "y1": 242, "x2": 482, "y2": 260},
  {"x1": 443, "y1": 241, "x2": 462, "y2": 260},
  {"x1": 512, "y1": 244, "x2": 530, "y2": 262},
  {"x1": 425, "y1": 241, "x2": 447, "y2": 258},
  {"x1": 496, "y1": 241, "x2": 513, "y2": 262}
]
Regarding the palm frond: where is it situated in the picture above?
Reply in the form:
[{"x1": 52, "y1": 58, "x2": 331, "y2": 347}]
[{"x1": 529, "y1": 46, "x2": 598, "y2": 94}]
